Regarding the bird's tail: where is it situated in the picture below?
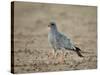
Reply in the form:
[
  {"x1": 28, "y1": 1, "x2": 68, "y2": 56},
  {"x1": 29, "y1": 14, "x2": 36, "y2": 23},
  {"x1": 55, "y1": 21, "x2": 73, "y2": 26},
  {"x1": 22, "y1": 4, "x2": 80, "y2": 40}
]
[{"x1": 74, "y1": 46, "x2": 83, "y2": 57}]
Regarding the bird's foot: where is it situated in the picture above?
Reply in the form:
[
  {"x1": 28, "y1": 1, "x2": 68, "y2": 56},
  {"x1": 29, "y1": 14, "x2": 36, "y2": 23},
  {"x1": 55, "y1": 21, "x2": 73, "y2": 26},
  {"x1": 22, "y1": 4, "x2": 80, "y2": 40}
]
[
  {"x1": 57, "y1": 55, "x2": 65, "y2": 64},
  {"x1": 48, "y1": 50, "x2": 55, "y2": 59},
  {"x1": 48, "y1": 50, "x2": 59, "y2": 60},
  {"x1": 56, "y1": 51, "x2": 65, "y2": 64}
]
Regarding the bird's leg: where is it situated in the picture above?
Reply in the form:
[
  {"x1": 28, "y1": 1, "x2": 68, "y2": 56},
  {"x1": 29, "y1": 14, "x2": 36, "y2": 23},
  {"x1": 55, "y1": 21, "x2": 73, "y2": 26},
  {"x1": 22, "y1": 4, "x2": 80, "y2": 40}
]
[
  {"x1": 62, "y1": 49, "x2": 66, "y2": 57},
  {"x1": 53, "y1": 49, "x2": 57, "y2": 59},
  {"x1": 56, "y1": 50, "x2": 64, "y2": 64},
  {"x1": 48, "y1": 48, "x2": 56, "y2": 59},
  {"x1": 64, "y1": 48, "x2": 69, "y2": 58},
  {"x1": 61, "y1": 49, "x2": 65, "y2": 63}
]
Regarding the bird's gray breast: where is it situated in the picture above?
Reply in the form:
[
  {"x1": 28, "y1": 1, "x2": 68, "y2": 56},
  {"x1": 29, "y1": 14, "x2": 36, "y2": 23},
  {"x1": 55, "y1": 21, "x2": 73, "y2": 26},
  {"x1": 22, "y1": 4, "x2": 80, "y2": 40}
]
[
  {"x1": 48, "y1": 31, "x2": 65, "y2": 49},
  {"x1": 48, "y1": 31, "x2": 58, "y2": 49}
]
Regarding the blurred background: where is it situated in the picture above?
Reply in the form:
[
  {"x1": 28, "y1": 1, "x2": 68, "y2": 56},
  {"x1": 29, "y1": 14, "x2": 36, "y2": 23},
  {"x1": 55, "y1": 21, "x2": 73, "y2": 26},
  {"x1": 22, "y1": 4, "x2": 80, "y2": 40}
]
[{"x1": 13, "y1": 1, "x2": 97, "y2": 73}]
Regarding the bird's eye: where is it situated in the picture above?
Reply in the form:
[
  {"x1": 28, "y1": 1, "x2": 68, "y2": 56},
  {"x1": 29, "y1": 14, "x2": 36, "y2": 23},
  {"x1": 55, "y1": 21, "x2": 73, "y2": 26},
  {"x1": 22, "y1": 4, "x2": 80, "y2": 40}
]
[
  {"x1": 50, "y1": 23, "x2": 55, "y2": 26},
  {"x1": 51, "y1": 24, "x2": 54, "y2": 26}
]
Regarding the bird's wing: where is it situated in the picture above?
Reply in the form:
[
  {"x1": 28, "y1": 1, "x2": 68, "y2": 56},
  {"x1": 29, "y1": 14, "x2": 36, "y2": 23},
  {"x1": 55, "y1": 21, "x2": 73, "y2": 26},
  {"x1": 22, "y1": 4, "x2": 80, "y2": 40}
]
[{"x1": 57, "y1": 32, "x2": 75, "y2": 50}]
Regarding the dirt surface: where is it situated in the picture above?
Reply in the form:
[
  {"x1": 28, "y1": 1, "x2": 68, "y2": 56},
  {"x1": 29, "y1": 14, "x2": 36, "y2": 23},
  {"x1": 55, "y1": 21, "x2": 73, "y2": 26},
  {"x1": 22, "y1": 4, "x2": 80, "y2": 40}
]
[{"x1": 13, "y1": 1, "x2": 97, "y2": 74}]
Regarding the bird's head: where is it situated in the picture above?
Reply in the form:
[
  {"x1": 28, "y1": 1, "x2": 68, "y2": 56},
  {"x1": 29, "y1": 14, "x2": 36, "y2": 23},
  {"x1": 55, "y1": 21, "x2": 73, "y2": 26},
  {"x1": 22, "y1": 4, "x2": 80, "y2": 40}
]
[{"x1": 48, "y1": 22, "x2": 58, "y2": 31}]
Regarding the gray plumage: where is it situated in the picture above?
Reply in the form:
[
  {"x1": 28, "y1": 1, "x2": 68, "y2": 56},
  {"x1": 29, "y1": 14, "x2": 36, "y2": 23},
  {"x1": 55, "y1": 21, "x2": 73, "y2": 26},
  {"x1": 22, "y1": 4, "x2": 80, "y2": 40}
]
[{"x1": 48, "y1": 22, "x2": 83, "y2": 57}]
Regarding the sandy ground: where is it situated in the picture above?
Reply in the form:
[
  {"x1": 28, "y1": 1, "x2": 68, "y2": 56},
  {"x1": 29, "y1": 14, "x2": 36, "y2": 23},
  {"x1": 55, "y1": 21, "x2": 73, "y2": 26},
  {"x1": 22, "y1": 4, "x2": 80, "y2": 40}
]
[{"x1": 13, "y1": 2, "x2": 97, "y2": 73}]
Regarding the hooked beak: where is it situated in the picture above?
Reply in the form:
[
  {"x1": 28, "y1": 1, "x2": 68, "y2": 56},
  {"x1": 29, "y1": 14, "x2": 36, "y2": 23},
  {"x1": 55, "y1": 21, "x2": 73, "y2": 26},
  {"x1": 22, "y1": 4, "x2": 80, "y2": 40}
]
[
  {"x1": 48, "y1": 25, "x2": 50, "y2": 30},
  {"x1": 48, "y1": 25, "x2": 50, "y2": 27}
]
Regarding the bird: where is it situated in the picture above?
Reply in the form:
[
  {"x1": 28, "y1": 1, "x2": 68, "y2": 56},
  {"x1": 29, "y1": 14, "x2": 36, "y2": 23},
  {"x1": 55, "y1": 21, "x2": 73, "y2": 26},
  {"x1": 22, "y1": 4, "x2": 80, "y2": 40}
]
[{"x1": 48, "y1": 22, "x2": 83, "y2": 58}]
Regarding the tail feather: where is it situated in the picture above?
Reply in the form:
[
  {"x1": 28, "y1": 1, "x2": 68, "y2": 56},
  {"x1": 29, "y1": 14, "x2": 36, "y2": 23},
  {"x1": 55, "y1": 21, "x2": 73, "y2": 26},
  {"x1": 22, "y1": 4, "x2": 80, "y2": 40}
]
[{"x1": 75, "y1": 46, "x2": 83, "y2": 57}]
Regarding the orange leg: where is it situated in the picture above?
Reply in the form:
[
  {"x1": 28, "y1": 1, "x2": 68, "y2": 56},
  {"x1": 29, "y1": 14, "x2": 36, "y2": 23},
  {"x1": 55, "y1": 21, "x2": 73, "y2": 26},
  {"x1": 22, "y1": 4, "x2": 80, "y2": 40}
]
[{"x1": 57, "y1": 50, "x2": 65, "y2": 64}]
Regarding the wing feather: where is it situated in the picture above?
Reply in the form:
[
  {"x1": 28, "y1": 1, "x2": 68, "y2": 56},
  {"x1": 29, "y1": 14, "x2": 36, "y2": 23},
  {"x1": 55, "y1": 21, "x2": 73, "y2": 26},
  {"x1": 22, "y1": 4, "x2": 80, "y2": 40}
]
[{"x1": 56, "y1": 32, "x2": 75, "y2": 49}]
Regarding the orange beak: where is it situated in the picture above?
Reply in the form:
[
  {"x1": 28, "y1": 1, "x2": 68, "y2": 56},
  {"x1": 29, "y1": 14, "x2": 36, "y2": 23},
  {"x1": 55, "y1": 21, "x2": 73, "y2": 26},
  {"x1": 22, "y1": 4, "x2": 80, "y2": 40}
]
[{"x1": 48, "y1": 25, "x2": 50, "y2": 27}]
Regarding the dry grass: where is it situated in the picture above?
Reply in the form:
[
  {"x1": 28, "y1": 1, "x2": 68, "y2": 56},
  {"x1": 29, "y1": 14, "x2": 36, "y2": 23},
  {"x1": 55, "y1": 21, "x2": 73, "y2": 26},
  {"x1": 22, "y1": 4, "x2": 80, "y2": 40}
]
[{"x1": 13, "y1": 2, "x2": 97, "y2": 73}]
